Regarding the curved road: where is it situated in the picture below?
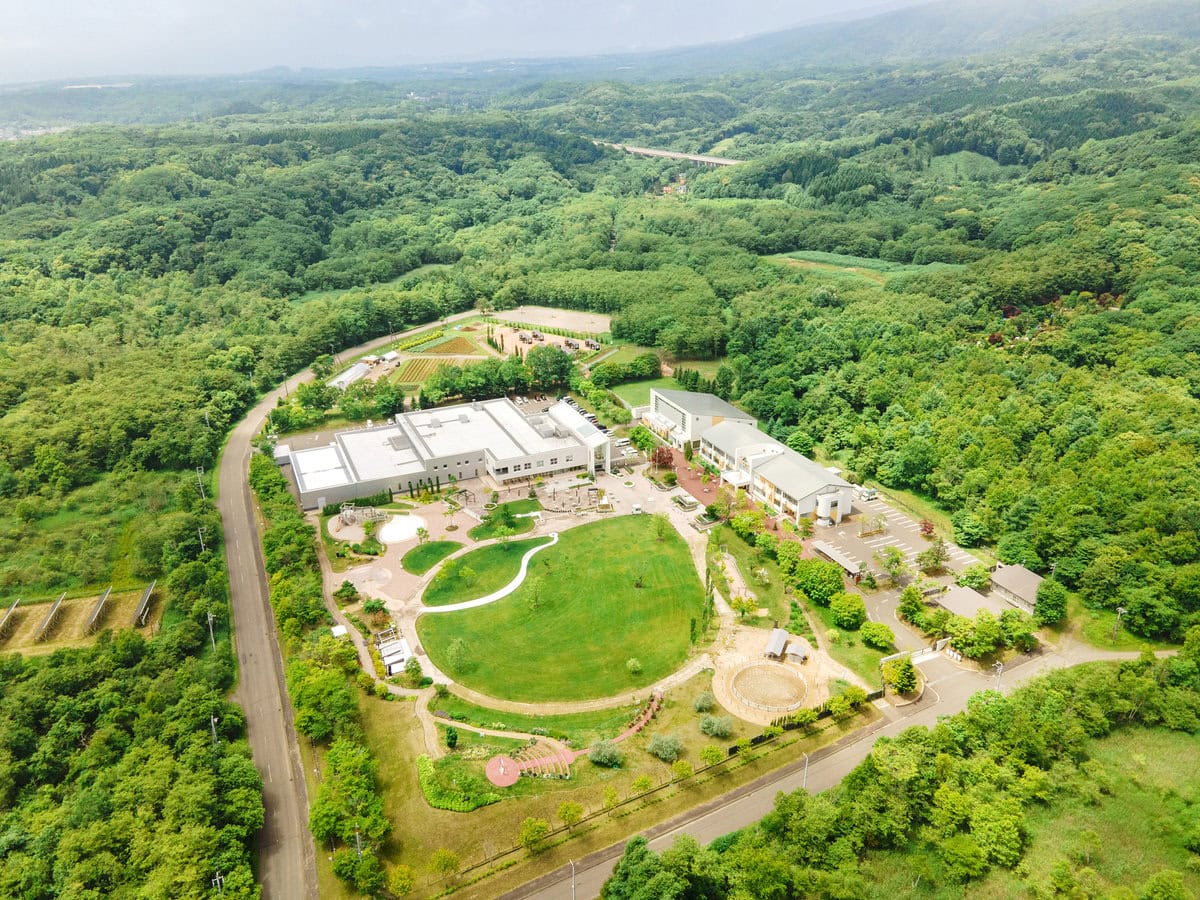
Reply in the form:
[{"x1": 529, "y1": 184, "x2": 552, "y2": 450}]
[
  {"x1": 501, "y1": 640, "x2": 1165, "y2": 900},
  {"x1": 218, "y1": 312, "x2": 478, "y2": 898}
]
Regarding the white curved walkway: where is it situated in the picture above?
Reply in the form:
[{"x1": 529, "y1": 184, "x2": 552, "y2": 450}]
[{"x1": 419, "y1": 533, "x2": 558, "y2": 614}]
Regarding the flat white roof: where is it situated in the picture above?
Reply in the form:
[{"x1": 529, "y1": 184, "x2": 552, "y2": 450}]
[
  {"x1": 547, "y1": 402, "x2": 609, "y2": 450},
  {"x1": 338, "y1": 424, "x2": 426, "y2": 481},
  {"x1": 291, "y1": 445, "x2": 353, "y2": 492},
  {"x1": 399, "y1": 398, "x2": 578, "y2": 462}
]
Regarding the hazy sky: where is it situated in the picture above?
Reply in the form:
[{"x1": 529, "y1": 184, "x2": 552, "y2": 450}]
[{"x1": 1, "y1": 0, "x2": 920, "y2": 85}]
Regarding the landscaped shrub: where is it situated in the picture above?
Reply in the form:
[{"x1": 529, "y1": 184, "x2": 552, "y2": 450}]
[
  {"x1": 860, "y1": 621, "x2": 895, "y2": 650},
  {"x1": 647, "y1": 733, "x2": 683, "y2": 762},
  {"x1": 416, "y1": 755, "x2": 500, "y2": 812},
  {"x1": 693, "y1": 691, "x2": 715, "y2": 713},
  {"x1": 699, "y1": 715, "x2": 734, "y2": 739},
  {"x1": 589, "y1": 740, "x2": 623, "y2": 768},
  {"x1": 830, "y1": 593, "x2": 867, "y2": 630}
]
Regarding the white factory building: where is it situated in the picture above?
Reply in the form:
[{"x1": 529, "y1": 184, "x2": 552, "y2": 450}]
[
  {"x1": 283, "y1": 398, "x2": 611, "y2": 509},
  {"x1": 642, "y1": 388, "x2": 853, "y2": 526}
]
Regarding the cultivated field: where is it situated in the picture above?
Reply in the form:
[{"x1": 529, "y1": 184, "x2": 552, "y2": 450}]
[
  {"x1": 393, "y1": 357, "x2": 458, "y2": 385},
  {"x1": 414, "y1": 335, "x2": 481, "y2": 355}
]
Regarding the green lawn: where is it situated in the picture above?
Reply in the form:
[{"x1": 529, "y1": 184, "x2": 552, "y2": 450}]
[
  {"x1": 418, "y1": 516, "x2": 705, "y2": 702},
  {"x1": 401, "y1": 540, "x2": 463, "y2": 575},
  {"x1": 421, "y1": 537, "x2": 550, "y2": 607},
  {"x1": 857, "y1": 727, "x2": 1200, "y2": 898},
  {"x1": 431, "y1": 691, "x2": 638, "y2": 747},
  {"x1": 611, "y1": 376, "x2": 679, "y2": 408},
  {"x1": 468, "y1": 499, "x2": 542, "y2": 541}
]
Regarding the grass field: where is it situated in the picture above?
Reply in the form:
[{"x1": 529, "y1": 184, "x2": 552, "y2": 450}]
[
  {"x1": 418, "y1": 516, "x2": 705, "y2": 702},
  {"x1": 468, "y1": 499, "x2": 541, "y2": 541},
  {"x1": 857, "y1": 727, "x2": 1200, "y2": 898},
  {"x1": 402, "y1": 540, "x2": 463, "y2": 575},
  {"x1": 421, "y1": 536, "x2": 550, "y2": 607},
  {"x1": 611, "y1": 376, "x2": 678, "y2": 408},
  {"x1": 772, "y1": 250, "x2": 965, "y2": 285},
  {"x1": 431, "y1": 692, "x2": 638, "y2": 747}
]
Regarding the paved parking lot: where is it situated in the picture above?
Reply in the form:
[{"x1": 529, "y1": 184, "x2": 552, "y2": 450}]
[
  {"x1": 817, "y1": 496, "x2": 979, "y2": 578},
  {"x1": 810, "y1": 494, "x2": 982, "y2": 652}
]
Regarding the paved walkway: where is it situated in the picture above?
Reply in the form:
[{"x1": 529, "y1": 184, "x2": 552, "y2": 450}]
[{"x1": 419, "y1": 533, "x2": 558, "y2": 613}]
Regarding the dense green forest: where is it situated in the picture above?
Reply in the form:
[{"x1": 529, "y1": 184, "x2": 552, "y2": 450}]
[
  {"x1": 0, "y1": 504, "x2": 263, "y2": 897},
  {"x1": 602, "y1": 637, "x2": 1200, "y2": 898},
  {"x1": 2, "y1": 0, "x2": 1200, "y2": 893}
]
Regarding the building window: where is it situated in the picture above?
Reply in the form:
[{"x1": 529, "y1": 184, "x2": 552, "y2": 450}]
[
  {"x1": 549, "y1": 457, "x2": 558, "y2": 465},
  {"x1": 495, "y1": 466, "x2": 508, "y2": 475},
  {"x1": 524, "y1": 462, "x2": 532, "y2": 470}
]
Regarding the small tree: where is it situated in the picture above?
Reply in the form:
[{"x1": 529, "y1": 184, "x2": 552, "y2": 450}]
[
  {"x1": 883, "y1": 656, "x2": 918, "y2": 693},
  {"x1": 631, "y1": 775, "x2": 654, "y2": 794},
  {"x1": 830, "y1": 593, "x2": 867, "y2": 630},
  {"x1": 652, "y1": 512, "x2": 671, "y2": 541},
  {"x1": 444, "y1": 726, "x2": 459, "y2": 750},
  {"x1": 897, "y1": 584, "x2": 926, "y2": 626},
  {"x1": 416, "y1": 526, "x2": 430, "y2": 545},
  {"x1": 874, "y1": 546, "x2": 909, "y2": 587},
  {"x1": 731, "y1": 595, "x2": 757, "y2": 621},
  {"x1": 672, "y1": 759, "x2": 694, "y2": 781},
  {"x1": 429, "y1": 849, "x2": 460, "y2": 881},
  {"x1": 403, "y1": 655, "x2": 422, "y2": 686},
  {"x1": 603, "y1": 785, "x2": 619, "y2": 809},
  {"x1": 916, "y1": 537, "x2": 950, "y2": 574},
  {"x1": 956, "y1": 563, "x2": 992, "y2": 591},
  {"x1": 589, "y1": 740, "x2": 623, "y2": 768},
  {"x1": 526, "y1": 575, "x2": 543, "y2": 612},
  {"x1": 700, "y1": 715, "x2": 733, "y2": 739},
  {"x1": 1035, "y1": 579, "x2": 1069, "y2": 626},
  {"x1": 446, "y1": 637, "x2": 469, "y2": 674},
  {"x1": 700, "y1": 745, "x2": 724, "y2": 768},
  {"x1": 519, "y1": 817, "x2": 551, "y2": 854},
  {"x1": 692, "y1": 691, "x2": 715, "y2": 713},
  {"x1": 651, "y1": 446, "x2": 673, "y2": 473},
  {"x1": 647, "y1": 733, "x2": 683, "y2": 762},
  {"x1": 333, "y1": 580, "x2": 360, "y2": 604},
  {"x1": 919, "y1": 519, "x2": 936, "y2": 538},
  {"x1": 388, "y1": 864, "x2": 415, "y2": 896},
  {"x1": 790, "y1": 707, "x2": 818, "y2": 730},
  {"x1": 557, "y1": 801, "x2": 584, "y2": 830},
  {"x1": 626, "y1": 657, "x2": 643, "y2": 675}
]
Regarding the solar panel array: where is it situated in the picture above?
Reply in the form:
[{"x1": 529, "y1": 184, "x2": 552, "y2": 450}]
[
  {"x1": 85, "y1": 587, "x2": 112, "y2": 634},
  {"x1": 0, "y1": 598, "x2": 19, "y2": 639},
  {"x1": 132, "y1": 581, "x2": 156, "y2": 628},
  {"x1": 34, "y1": 593, "x2": 66, "y2": 642}
]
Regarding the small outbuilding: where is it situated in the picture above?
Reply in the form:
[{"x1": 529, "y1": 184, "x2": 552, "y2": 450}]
[
  {"x1": 991, "y1": 564, "x2": 1043, "y2": 613},
  {"x1": 765, "y1": 628, "x2": 790, "y2": 659}
]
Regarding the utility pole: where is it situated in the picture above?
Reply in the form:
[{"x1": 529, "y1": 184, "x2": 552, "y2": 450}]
[
  {"x1": 1112, "y1": 606, "x2": 1126, "y2": 642},
  {"x1": 354, "y1": 828, "x2": 363, "y2": 860},
  {"x1": 210, "y1": 714, "x2": 219, "y2": 747},
  {"x1": 197, "y1": 527, "x2": 207, "y2": 554},
  {"x1": 993, "y1": 661, "x2": 1004, "y2": 691},
  {"x1": 569, "y1": 859, "x2": 576, "y2": 900},
  {"x1": 195, "y1": 466, "x2": 206, "y2": 500},
  {"x1": 212, "y1": 873, "x2": 224, "y2": 895},
  {"x1": 207, "y1": 611, "x2": 216, "y2": 651},
  {"x1": 803, "y1": 752, "x2": 810, "y2": 790}
]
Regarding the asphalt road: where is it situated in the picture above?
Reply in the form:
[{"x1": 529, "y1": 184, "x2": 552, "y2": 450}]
[{"x1": 217, "y1": 313, "x2": 478, "y2": 898}]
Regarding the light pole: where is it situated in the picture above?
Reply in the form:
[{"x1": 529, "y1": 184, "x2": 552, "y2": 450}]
[
  {"x1": 993, "y1": 661, "x2": 1004, "y2": 691},
  {"x1": 569, "y1": 858, "x2": 576, "y2": 900}
]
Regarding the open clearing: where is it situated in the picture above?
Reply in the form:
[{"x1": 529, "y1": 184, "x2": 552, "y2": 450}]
[
  {"x1": 0, "y1": 588, "x2": 162, "y2": 655},
  {"x1": 611, "y1": 376, "x2": 679, "y2": 408},
  {"x1": 773, "y1": 250, "x2": 965, "y2": 285},
  {"x1": 417, "y1": 515, "x2": 705, "y2": 702},
  {"x1": 492, "y1": 305, "x2": 612, "y2": 334}
]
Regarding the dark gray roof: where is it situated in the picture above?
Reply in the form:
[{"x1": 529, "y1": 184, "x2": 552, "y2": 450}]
[
  {"x1": 766, "y1": 628, "x2": 789, "y2": 657},
  {"x1": 991, "y1": 564, "x2": 1044, "y2": 602},
  {"x1": 653, "y1": 388, "x2": 752, "y2": 420},
  {"x1": 937, "y1": 585, "x2": 1010, "y2": 618}
]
